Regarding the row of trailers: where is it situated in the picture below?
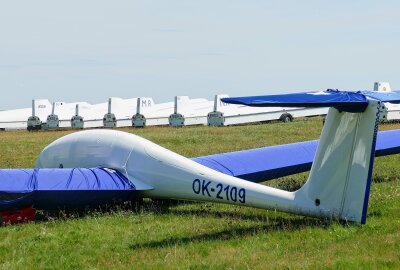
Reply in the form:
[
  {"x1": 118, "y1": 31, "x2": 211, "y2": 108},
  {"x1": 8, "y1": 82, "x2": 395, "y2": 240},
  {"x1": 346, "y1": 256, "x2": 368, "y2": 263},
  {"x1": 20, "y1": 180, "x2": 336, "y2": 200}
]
[
  {"x1": 0, "y1": 95, "x2": 327, "y2": 131},
  {"x1": 1, "y1": 83, "x2": 399, "y2": 131}
]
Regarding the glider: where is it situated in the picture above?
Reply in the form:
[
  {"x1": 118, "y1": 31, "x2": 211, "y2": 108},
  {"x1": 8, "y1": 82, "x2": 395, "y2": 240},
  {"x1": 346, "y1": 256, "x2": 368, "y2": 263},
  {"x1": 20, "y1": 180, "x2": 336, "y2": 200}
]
[{"x1": 1, "y1": 89, "x2": 400, "y2": 225}]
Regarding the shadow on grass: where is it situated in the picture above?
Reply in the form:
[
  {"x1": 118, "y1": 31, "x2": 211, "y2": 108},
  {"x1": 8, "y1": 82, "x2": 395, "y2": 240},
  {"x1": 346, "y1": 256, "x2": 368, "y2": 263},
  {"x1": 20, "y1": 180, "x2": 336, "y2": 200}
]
[
  {"x1": 129, "y1": 216, "x2": 331, "y2": 250},
  {"x1": 126, "y1": 200, "x2": 336, "y2": 250},
  {"x1": 33, "y1": 200, "x2": 147, "y2": 223},
  {"x1": 32, "y1": 199, "x2": 195, "y2": 223},
  {"x1": 33, "y1": 199, "x2": 335, "y2": 230},
  {"x1": 373, "y1": 175, "x2": 399, "y2": 183}
]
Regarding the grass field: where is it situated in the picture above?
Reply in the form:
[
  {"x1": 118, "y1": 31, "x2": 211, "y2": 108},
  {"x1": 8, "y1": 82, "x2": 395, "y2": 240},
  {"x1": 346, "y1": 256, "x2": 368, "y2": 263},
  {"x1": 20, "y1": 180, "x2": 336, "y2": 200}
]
[{"x1": 0, "y1": 118, "x2": 399, "y2": 269}]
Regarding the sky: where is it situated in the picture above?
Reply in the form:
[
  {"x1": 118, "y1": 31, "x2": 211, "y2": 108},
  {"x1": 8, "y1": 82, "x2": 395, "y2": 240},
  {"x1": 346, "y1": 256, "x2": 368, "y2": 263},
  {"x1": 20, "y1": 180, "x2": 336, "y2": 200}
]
[{"x1": 0, "y1": 0, "x2": 399, "y2": 110}]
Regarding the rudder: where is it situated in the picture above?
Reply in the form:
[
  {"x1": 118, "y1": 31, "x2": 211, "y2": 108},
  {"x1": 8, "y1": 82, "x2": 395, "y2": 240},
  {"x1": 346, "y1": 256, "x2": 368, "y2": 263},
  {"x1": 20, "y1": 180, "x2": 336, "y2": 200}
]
[{"x1": 296, "y1": 100, "x2": 382, "y2": 223}]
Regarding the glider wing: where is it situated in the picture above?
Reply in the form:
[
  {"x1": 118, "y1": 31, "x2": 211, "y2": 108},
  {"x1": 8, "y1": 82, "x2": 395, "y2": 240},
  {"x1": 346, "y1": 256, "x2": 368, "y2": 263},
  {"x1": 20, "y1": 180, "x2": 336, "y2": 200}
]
[
  {"x1": 192, "y1": 129, "x2": 400, "y2": 183},
  {"x1": 0, "y1": 167, "x2": 148, "y2": 211}
]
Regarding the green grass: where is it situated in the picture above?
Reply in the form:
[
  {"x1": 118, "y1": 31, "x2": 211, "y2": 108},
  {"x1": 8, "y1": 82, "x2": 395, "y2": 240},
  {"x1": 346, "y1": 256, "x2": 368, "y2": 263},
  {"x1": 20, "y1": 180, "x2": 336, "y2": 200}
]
[{"x1": 0, "y1": 117, "x2": 399, "y2": 269}]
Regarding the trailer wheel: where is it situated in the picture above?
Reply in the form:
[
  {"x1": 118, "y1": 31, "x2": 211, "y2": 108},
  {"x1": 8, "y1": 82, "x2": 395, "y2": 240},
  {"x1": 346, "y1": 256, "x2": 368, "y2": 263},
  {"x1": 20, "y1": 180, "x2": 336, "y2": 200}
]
[{"x1": 280, "y1": 113, "x2": 293, "y2": 123}]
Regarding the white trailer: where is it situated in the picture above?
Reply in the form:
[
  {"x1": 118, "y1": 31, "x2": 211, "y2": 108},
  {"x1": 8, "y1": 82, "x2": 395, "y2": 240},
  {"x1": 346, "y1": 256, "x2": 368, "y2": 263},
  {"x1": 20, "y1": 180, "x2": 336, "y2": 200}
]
[
  {"x1": 103, "y1": 98, "x2": 117, "y2": 128},
  {"x1": 207, "y1": 94, "x2": 328, "y2": 126},
  {"x1": 132, "y1": 96, "x2": 211, "y2": 128},
  {"x1": 384, "y1": 103, "x2": 400, "y2": 121},
  {"x1": 133, "y1": 98, "x2": 171, "y2": 127},
  {"x1": 58, "y1": 102, "x2": 104, "y2": 128},
  {"x1": 168, "y1": 96, "x2": 210, "y2": 127},
  {"x1": 132, "y1": 97, "x2": 157, "y2": 127},
  {"x1": 43, "y1": 102, "x2": 60, "y2": 130},
  {"x1": 103, "y1": 97, "x2": 155, "y2": 128},
  {"x1": 71, "y1": 104, "x2": 84, "y2": 129},
  {"x1": 373, "y1": 82, "x2": 400, "y2": 121},
  {"x1": 27, "y1": 100, "x2": 44, "y2": 130}
]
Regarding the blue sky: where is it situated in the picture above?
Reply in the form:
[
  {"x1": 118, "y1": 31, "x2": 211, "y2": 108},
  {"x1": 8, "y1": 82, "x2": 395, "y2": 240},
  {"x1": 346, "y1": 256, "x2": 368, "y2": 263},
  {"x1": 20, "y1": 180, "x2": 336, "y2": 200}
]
[{"x1": 0, "y1": 1, "x2": 399, "y2": 109}]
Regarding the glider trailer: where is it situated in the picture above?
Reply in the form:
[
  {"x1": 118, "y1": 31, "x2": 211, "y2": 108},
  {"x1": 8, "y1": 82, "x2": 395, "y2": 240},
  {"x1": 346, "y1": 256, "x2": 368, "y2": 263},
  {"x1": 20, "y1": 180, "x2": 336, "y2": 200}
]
[{"x1": 1, "y1": 89, "x2": 400, "y2": 225}]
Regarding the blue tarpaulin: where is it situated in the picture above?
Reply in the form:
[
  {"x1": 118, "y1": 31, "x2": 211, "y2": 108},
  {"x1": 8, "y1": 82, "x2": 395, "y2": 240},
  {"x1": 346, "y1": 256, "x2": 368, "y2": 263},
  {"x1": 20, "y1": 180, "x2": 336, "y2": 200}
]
[
  {"x1": 0, "y1": 168, "x2": 136, "y2": 211},
  {"x1": 192, "y1": 129, "x2": 400, "y2": 183},
  {"x1": 362, "y1": 91, "x2": 400, "y2": 103},
  {"x1": 222, "y1": 90, "x2": 369, "y2": 112}
]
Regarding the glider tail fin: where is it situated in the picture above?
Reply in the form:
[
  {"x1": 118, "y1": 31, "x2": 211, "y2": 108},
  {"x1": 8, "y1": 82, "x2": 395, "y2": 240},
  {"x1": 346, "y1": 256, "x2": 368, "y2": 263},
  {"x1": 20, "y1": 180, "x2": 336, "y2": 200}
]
[{"x1": 298, "y1": 100, "x2": 382, "y2": 223}]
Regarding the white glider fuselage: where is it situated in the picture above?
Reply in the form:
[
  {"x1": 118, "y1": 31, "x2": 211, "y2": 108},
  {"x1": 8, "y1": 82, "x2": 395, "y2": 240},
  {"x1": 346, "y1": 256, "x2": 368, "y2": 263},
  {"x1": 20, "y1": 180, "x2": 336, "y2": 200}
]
[{"x1": 36, "y1": 129, "x2": 322, "y2": 218}]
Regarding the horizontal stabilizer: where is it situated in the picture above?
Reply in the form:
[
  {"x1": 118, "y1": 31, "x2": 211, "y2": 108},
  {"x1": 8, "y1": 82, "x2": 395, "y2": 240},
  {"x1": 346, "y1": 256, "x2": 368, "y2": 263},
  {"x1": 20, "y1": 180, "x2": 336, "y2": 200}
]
[
  {"x1": 0, "y1": 167, "x2": 151, "y2": 211},
  {"x1": 361, "y1": 91, "x2": 400, "y2": 103},
  {"x1": 222, "y1": 90, "x2": 368, "y2": 112},
  {"x1": 192, "y1": 129, "x2": 400, "y2": 183}
]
